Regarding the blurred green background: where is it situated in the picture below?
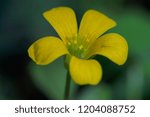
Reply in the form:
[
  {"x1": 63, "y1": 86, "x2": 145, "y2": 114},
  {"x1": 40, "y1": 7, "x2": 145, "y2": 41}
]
[{"x1": 0, "y1": 0, "x2": 150, "y2": 100}]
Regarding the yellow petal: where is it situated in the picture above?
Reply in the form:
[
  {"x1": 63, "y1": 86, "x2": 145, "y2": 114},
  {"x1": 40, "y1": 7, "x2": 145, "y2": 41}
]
[
  {"x1": 79, "y1": 10, "x2": 116, "y2": 44},
  {"x1": 69, "y1": 56, "x2": 102, "y2": 85},
  {"x1": 43, "y1": 7, "x2": 77, "y2": 44},
  {"x1": 87, "y1": 33, "x2": 128, "y2": 65},
  {"x1": 28, "y1": 36, "x2": 69, "y2": 65}
]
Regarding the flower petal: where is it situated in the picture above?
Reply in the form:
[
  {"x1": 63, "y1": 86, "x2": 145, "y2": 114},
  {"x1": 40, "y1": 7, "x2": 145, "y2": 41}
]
[
  {"x1": 28, "y1": 36, "x2": 69, "y2": 65},
  {"x1": 69, "y1": 56, "x2": 102, "y2": 85},
  {"x1": 87, "y1": 33, "x2": 128, "y2": 65},
  {"x1": 43, "y1": 7, "x2": 78, "y2": 44},
  {"x1": 79, "y1": 10, "x2": 116, "y2": 44}
]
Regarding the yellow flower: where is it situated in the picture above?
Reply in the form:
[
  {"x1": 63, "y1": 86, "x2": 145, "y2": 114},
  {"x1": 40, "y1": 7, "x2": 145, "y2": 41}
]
[{"x1": 28, "y1": 7, "x2": 128, "y2": 85}]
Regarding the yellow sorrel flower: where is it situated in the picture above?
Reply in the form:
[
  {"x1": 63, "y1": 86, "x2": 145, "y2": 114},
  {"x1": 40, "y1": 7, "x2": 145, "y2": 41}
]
[{"x1": 28, "y1": 7, "x2": 128, "y2": 85}]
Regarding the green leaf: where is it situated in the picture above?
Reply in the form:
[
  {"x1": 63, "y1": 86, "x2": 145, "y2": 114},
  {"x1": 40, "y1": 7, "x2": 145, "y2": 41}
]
[
  {"x1": 113, "y1": 9, "x2": 150, "y2": 54},
  {"x1": 112, "y1": 60, "x2": 144, "y2": 100},
  {"x1": 140, "y1": 55, "x2": 150, "y2": 98},
  {"x1": 28, "y1": 57, "x2": 76, "y2": 99},
  {"x1": 126, "y1": 62, "x2": 144, "y2": 99},
  {"x1": 77, "y1": 84, "x2": 112, "y2": 100},
  {"x1": 112, "y1": 76, "x2": 126, "y2": 99}
]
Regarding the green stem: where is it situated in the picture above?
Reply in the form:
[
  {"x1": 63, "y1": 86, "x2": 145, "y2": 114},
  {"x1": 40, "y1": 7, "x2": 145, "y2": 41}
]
[{"x1": 64, "y1": 71, "x2": 71, "y2": 100}]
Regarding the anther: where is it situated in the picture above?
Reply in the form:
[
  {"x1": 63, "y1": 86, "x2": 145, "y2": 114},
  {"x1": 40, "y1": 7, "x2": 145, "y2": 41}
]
[
  {"x1": 75, "y1": 34, "x2": 78, "y2": 38},
  {"x1": 73, "y1": 40, "x2": 77, "y2": 44},
  {"x1": 67, "y1": 42, "x2": 71, "y2": 45},
  {"x1": 79, "y1": 45, "x2": 83, "y2": 50}
]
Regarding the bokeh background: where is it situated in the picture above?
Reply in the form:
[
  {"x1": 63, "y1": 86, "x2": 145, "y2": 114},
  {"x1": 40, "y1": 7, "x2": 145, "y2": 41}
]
[{"x1": 0, "y1": 0, "x2": 150, "y2": 100}]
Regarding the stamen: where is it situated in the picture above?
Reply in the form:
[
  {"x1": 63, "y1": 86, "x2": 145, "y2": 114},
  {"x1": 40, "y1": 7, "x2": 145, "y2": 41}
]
[
  {"x1": 67, "y1": 42, "x2": 71, "y2": 45},
  {"x1": 73, "y1": 40, "x2": 77, "y2": 44},
  {"x1": 67, "y1": 34, "x2": 89, "y2": 59},
  {"x1": 79, "y1": 45, "x2": 83, "y2": 50},
  {"x1": 74, "y1": 34, "x2": 78, "y2": 38}
]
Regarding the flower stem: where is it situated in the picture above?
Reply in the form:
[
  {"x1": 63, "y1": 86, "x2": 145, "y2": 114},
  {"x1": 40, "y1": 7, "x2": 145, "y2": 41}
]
[{"x1": 64, "y1": 71, "x2": 71, "y2": 100}]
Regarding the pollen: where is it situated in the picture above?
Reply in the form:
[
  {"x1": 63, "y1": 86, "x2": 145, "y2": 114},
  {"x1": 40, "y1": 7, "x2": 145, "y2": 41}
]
[
  {"x1": 67, "y1": 42, "x2": 71, "y2": 45},
  {"x1": 79, "y1": 45, "x2": 83, "y2": 50},
  {"x1": 73, "y1": 40, "x2": 77, "y2": 44}
]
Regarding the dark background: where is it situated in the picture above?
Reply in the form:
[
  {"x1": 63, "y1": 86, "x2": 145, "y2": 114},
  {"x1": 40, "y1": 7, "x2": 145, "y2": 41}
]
[{"x1": 0, "y1": 0, "x2": 150, "y2": 99}]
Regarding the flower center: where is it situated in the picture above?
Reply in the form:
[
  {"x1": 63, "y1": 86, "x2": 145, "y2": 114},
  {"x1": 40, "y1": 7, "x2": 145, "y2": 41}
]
[{"x1": 66, "y1": 34, "x2": 89, "y2": 59}]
